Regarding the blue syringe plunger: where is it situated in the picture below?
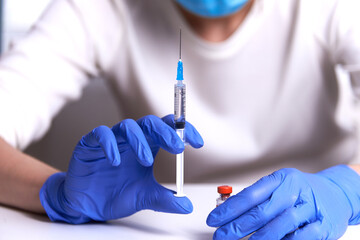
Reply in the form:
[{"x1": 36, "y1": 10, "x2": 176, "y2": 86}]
[{"x1": 176, "y1": 60, "x2": 183, "y2": 80}]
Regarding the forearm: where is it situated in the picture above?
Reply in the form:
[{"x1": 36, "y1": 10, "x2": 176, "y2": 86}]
[
  {"x1": 348, "y1": 164, "x2": 360, "y2": 176},
  {"x1": 0, "y1": 137, "x2": 58, "y2": 213}
]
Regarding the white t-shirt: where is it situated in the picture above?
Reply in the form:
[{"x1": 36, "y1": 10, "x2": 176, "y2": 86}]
[{"x1": 1, "y1": 0, "x2": 360, "y2": 182}]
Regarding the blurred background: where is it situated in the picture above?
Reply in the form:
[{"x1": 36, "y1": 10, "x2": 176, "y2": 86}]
[
  {"x1": 0, "y1": 0, "x2": 359, "y2": 176},
  {"x1": 1, "y1": 0, "x2": 120, "y2": 171}
]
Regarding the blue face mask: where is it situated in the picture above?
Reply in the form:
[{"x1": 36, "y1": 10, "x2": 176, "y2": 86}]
[{"x1": 176, "y1": 0, "x2": 250, "y2": 18}]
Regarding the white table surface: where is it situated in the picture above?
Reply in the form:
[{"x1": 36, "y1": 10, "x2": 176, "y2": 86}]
[{"x1": 0, "y1": 184, "x2": 359, "y2": 240}]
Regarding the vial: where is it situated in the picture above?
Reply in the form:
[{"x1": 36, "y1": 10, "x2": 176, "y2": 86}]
[{"x1": 216, "y1": 185, "x2": 232, "y2": 207}]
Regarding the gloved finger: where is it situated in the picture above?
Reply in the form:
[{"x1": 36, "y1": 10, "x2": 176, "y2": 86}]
[
  {"x1": 137, "y1": 115, "x2": 184, "y2": 154},
  {"x1": 207, "y1": 171, "x2": 283, "y2": 227},
  {"x1": 282, "y1": 221, "x2": 324, "y2": 240},
  {"x1": 142, "y1": 184, "x2": 193, "y2": 214},
  {"x1": 112, "y1": 119, "x2": 153, "y2": 167},
  {"x1": 249, "y1": 204, "x2": 315, "y2": 240},
  {"x1": 162, "y1": 114, "x2": 204, "y2": 148},
  {"x1": 79, "y1": 125, "x2": 120, "y2": 166},
  {"x1": 211, "y1": 186, "x2": 298, "y2": 239},
  {"x1": 183, "y1": 120, "x2": 204, "y2": 148}
]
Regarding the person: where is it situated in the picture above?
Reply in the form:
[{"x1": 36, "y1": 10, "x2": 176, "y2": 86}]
[{"x1": 1, "y1": 0, "x2": 360, "y2": 239}]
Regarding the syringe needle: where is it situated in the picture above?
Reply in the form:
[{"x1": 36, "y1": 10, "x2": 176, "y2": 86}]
[{"x1": 179, "y1": 28, "x2": 182, "y2": 60}]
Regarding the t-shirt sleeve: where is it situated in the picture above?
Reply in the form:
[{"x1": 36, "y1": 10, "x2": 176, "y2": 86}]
[
  {"x1": 327, "y1": 0, "x2": 360, "y2": 97},
  {"x1": 0, "y1": 0, "x2": 100, "y2": 149}
]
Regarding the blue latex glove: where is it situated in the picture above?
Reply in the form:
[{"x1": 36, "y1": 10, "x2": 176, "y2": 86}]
[
  {"x1": 40, "y1": 114, "x2": 203, "y2": 224},
  {"x1": 207, "y1": 165, "x2": 360, "y2": 240}
]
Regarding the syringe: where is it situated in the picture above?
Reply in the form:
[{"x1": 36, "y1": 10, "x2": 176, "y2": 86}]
[{"x1": 174, "y1": 29, "x2": 186, "y2": 197}]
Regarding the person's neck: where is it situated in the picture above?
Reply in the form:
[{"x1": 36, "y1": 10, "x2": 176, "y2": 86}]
[{"x1": 177, "y1": 0, "x2": 254, "y2": 43}]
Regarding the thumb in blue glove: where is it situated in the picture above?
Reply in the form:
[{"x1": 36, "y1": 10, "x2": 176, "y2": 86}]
[
  {"x1": 40, "y1": 114, "x2": 204, "y2": 224},
  {"x1": 207, "y1": 165, "x2": 360, "y2": 240}
]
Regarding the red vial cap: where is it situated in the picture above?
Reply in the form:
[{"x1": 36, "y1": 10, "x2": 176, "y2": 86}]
[{"x1": 218, "y1": 185, "x2": 232, "y2": 194}]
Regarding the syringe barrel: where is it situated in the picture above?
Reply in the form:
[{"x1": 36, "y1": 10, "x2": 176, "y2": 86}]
[{"x1": 174, "y1": 81, "x2": 186, "y2": 129}]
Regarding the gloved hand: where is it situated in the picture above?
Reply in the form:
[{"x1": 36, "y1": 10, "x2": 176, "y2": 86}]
[
  {"x1": 207, "y1": 165, "x2": 360, "y2": 240},
  {"x1": 40, "y1": 114, "x2": 203, "y2": 224}
]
